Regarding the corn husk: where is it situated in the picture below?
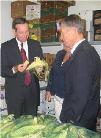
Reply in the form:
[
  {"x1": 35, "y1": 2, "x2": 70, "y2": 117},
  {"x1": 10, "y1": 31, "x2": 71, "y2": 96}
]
[
  {"x1": 23, "y1": 60, "x2": 29, "y2": 67},
  {"x1": 26, "y1": 57, "x2": 49, "y2": 81}
]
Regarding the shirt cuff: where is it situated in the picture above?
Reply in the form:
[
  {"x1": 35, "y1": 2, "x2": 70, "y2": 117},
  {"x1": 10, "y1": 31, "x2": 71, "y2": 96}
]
[{"x1": 12, "y1": 66, "x2": 18, "y2": 74}]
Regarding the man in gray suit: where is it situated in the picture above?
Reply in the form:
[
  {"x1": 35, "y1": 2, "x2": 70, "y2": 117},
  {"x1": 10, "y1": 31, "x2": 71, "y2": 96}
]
[
  {"x1": 1, "y1": 18, "x2": 43, "y2": 118},
  {"x1": 59, "y1": 14, "x2": 101, "y2": 131}
]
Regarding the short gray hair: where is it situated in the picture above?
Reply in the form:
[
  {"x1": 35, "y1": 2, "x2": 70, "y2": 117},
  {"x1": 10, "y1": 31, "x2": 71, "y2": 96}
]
[{"x1": 61, "y1": 14, "x2": 85, "y2": 34}]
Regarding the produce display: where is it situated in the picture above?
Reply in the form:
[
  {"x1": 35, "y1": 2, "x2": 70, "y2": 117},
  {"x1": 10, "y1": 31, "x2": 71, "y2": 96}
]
[{"x1": 0, "y1": 114, "x2": 101, "y2": 138}]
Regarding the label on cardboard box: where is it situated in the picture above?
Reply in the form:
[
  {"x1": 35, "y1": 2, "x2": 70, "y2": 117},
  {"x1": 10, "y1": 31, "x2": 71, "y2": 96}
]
[{"x1": 26, "y1": 4, "x2": 41, "y2": 20}]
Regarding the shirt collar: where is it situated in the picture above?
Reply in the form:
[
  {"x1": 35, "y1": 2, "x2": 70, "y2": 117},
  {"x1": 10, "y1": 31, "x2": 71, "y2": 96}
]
[
  {"x1": 71, "y1": 39, "x2": 85, "y2": 54},
  {"x1": 16, "y1": 38, "x2": 27, "y2": 49}
]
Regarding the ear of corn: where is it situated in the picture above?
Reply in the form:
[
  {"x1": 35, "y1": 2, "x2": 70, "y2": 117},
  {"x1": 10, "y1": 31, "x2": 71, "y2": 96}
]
[
  {"x1": 9, "y1": 117, "x2": 34, "y2": 132},
  {"x1": 1, "y1": 121, "x2": 15, "y2": 138},
  {"x1": 26, "y1": 57, "x2": 47, "y2": 71},
  {"x1": 0, "y1": 115, "x2": 100, "y2": 138},
  {"x1": 8, "y1": 125, "x2": 45, "y2": 137},
  {"x1": 0, "y1": 114, "x2": 14, "y2": 124},
  {"x1": 23, "y1": 60, "x2": 29, "y2": 67},
  {"x1": 26, "y1": 57, "x2": 49, "y2": 81},
  {"x1": 22, "y1": 131, "x2": 43, "y2": 138},
  {"x1": 52, "y1": 124, "x2": 68, "y2": 133}
]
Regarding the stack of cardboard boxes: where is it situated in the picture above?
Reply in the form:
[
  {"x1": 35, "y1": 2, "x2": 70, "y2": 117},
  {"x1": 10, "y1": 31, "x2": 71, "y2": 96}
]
[
  {"x1": 93, "y1": 10, "x2": 101, "y2": 41},
  {"x1": 40, "y1": 1, "x2": 72, "y2": 43},
  {"x1": 11, "y1": 1, "x2": 75, "y2": 43}
]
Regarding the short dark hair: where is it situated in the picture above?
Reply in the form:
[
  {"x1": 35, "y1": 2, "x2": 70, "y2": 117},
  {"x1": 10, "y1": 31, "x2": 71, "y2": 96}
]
[
  {"x1": 12, "y1": 18, "x2": 29, "y2": 30},
  {"x1": 61, "y1": 14, "x2": 85, "y2": 34}
]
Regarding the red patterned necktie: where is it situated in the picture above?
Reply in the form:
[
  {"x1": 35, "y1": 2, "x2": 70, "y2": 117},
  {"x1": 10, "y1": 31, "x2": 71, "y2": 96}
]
[{"x1": 21, "y1": 43, "x2": 31, "y2": 86}]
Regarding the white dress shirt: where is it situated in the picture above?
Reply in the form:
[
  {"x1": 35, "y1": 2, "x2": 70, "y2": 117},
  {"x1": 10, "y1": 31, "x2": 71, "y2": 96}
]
[
  {"x1": 16, "y1": 38, "x2": 29, "y2": 59},
  {"x1": 71, "y1": 38, "x2": 85, "y2": 54},
  {"x1": 12, "y1": 39, "x2": 29, "y2": 74}
]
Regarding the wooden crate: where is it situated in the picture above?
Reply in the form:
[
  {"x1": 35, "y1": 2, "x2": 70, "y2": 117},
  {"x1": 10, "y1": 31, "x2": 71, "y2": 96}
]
[
  {"x1": 39, "y1": 1, "x2": 72, "y2": 42},
  {"x1": 44, "y1": 53, "x2": 56, "y2": 68},
  {"x1": 93, "y1": 10, "x2": 101, "y2": 41},
  {"x1": 11, "y1": 1, "x2": 35, "y2": 18},
  {"x1": 41, "y1": 1, "x2": 55, "y2": 9},
  {"x1": 93, "y1": 10, "x2": 101, "y2": 19},
  {"x1": 41, "y1": 28, "x2": 56, "y2": 36},
  {"x1": 94, "y1": 24, "x2": 101, "y2": 41},
  {"x1": 95, "y1": 35, "x2": 101, "y2": 41},
  {"x1": 41, "y1": 34, "x2": 58, "y2": 43},
  {"x1": 94, "y1": 18, "x2": 101, "y2": 25},
  {"x1": 40, "y1": 1, "x2": 69, "y2": 23},
  {"x1": 93, "y1": 10, "x2": 101, "y2": 25},
  {"x1": 40, "y1": 15, "x2": 55, "y2": 23}
]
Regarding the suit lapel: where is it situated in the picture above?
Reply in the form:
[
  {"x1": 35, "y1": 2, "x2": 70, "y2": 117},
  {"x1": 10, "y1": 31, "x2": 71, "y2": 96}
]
[
  {"x1": 72, "y1": 40, "x2": 88, "y2": 58},
  {"x1": 12, "y1": 38, "x2": 23, "y2": 63},
  {"x1": 65, "y1": 40, "x2": 87, "y2": 70},
  {"x1": 27, "y1": 40, "x2": 34, "y2": 63}
]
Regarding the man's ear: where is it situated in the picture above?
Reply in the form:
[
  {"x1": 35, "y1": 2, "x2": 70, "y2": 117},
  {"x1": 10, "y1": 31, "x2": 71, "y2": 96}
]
[{"x1": 74, "y1": 27, "x2": 79, "y2": 35}]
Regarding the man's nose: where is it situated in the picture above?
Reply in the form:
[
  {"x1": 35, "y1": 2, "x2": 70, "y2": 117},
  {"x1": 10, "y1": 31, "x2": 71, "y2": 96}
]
[{"x1": 23, "y1": 34, "x2": 28, "y2": 37}]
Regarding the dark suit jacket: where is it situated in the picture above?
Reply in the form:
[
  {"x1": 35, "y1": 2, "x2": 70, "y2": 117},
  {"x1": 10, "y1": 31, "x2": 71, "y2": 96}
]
[
  {"x1": 1, "y1": 38, "x2": 43, "y2": 106},
  {"x1": 46, "y1": 49, "x2": 66, "y2": 98},
  {"x1": 60, "y1": 40, "x2": 101, "y2": 130}
]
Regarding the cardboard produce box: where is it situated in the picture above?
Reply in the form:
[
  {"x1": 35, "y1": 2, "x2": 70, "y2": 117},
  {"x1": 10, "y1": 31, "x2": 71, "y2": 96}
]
[{"x1": 11, "y1": 1, "x2": 35, "y2": 18}]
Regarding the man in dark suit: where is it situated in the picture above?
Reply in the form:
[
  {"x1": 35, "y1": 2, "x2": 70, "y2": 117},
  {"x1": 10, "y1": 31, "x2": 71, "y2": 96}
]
[
  {"x1": 1, "y1": 18, "x2": 43, "y2": 118},
  {"x1": 59, "y1": 15, "x2": 101, "y2": 131}
]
